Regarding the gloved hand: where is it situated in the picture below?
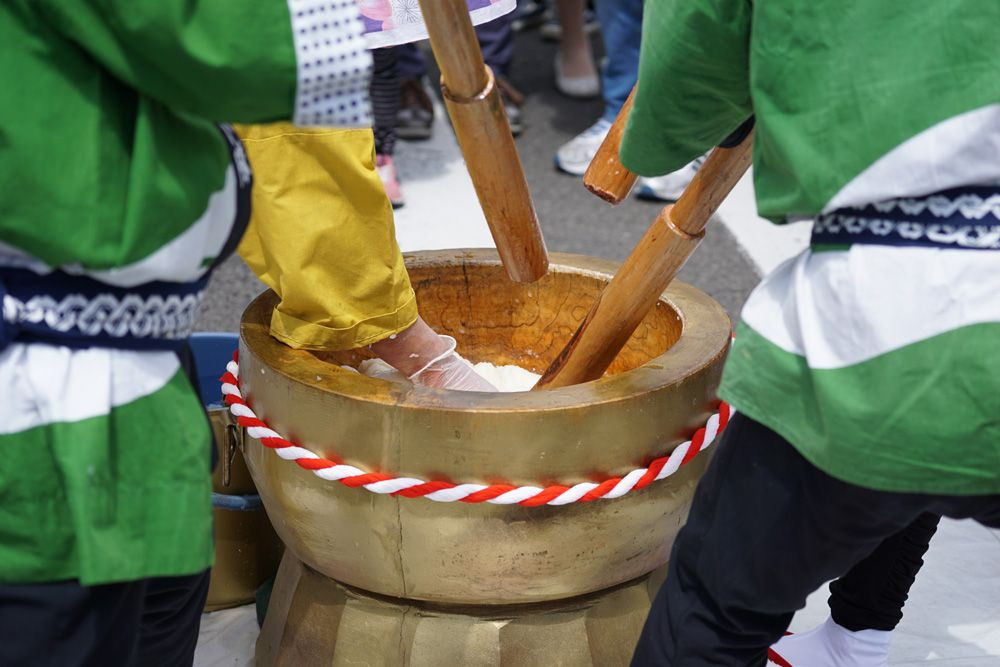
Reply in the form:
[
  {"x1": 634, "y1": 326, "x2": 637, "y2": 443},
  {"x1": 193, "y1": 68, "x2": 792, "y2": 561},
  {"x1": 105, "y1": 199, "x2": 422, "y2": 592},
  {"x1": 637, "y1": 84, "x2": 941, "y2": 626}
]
[{"x1": 408, "y1": 335, "x2": 498, "y2": 391}]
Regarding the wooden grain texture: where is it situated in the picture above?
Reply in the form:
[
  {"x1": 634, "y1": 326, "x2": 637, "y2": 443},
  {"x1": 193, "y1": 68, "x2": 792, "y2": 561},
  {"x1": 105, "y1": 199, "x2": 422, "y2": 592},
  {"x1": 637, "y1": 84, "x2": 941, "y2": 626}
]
[
  {"x1": 417, "y1": 0, "x2": 488, "y2": 96},
  {"x1": 583, "y1": 86, "x2": 638, "y2": 204},
  {"x1": 670, "y1": 131, "x2": 755, "y2": 234},
  {"x1": 536, "y1": 132, "x2": 754, "y2": 389},
  {"x1": 418, "y1": 0, "x2": 549, "y2": 282}
]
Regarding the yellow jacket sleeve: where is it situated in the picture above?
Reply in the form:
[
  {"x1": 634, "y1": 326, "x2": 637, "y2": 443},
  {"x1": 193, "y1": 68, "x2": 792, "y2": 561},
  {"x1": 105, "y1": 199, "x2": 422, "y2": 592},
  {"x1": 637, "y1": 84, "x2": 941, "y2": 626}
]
[{"x1": 235, "y1": 123, "x2": 417, "y2": 351}]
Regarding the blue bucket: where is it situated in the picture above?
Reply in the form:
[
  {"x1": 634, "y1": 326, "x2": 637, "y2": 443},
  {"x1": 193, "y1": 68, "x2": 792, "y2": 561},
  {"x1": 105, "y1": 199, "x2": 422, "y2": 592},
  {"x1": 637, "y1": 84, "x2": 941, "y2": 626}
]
[{"x1": 190, "y1": 332, "x2": 239, "y2": 409}]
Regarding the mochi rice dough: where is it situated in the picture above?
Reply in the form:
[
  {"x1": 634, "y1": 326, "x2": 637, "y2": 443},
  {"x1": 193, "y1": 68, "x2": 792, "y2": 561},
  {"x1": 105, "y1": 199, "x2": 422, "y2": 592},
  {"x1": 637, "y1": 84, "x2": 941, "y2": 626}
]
[{"x1": 350, "y1": 358, "x2": 540, "y2": 391}]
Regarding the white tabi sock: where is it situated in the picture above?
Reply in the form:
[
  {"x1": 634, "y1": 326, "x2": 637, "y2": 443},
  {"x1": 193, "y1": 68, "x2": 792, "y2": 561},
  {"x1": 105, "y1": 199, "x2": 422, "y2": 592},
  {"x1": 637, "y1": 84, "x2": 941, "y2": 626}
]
[{"x1": 769, "y1": 616, "x2": 892, "y2": 667}]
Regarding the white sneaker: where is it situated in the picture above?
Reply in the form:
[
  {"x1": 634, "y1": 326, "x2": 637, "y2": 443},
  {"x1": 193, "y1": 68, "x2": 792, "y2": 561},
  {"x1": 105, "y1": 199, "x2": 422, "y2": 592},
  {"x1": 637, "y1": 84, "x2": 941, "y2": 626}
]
[
  {"x1": 555, "y1": 118, "x2": 612, "y2": 176},
  {"x1": 636, "y1": 152, "x2": 710, "y2": 203}
]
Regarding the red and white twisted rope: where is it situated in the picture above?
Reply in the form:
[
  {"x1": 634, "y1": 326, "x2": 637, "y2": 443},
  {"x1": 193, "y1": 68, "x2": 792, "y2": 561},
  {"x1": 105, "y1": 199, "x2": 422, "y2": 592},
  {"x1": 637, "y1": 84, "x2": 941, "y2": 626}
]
[{"x1": 219, "y1": 354, "x2": 733, "y2": 506}]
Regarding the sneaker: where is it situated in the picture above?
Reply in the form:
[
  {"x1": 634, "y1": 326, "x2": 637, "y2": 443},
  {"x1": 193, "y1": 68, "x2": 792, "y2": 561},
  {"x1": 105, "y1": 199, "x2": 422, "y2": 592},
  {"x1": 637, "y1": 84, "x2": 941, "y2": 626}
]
[
  {"x1": 635, "y1": 152, "x2": 710, "y2": 202},
  {"x1": 554, "y1": 118, "x2": 612, "y2": 176},
  {"x1": 376, "y1": 154, "x2": 405, "y2": 208},
  {"x1": 539, "y1": 9, "x2": 600, "y2": 41},
  {"x1": 554, "y1": 52, "x2": 600, "y2": 99},
  {"x1": 396, "y1": 78, "x2": 434, "y2": 141},
  {"x1": 496, "y1": 76, "x2": 525, "y2": 136}
]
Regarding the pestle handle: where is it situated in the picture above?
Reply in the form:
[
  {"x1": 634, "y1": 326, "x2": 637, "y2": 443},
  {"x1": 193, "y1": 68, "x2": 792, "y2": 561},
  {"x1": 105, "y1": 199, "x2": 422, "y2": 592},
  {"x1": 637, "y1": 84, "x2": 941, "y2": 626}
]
[
  {"x1": 417, "y1": 0, "x2": 549, "y2": 283},
  {"x1": 535, "y1": 132, "x2": 754, "y2": 389},
  {"x1": 583, "y1": 86, "x2": 638, "y2": 204}
]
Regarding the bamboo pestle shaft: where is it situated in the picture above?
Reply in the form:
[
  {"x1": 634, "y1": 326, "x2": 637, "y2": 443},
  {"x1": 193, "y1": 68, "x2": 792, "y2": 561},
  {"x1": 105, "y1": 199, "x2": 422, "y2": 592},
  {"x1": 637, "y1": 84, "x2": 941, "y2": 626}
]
[
  {"x1": 417, "y1": 0, "x2": 548, "y2": 283},
  {"x1": 536, "y1": 133, "x2": 754, "y2": 389},
  {"x1": 583, "y1": 86, "x2": 638, "y2": 204}
]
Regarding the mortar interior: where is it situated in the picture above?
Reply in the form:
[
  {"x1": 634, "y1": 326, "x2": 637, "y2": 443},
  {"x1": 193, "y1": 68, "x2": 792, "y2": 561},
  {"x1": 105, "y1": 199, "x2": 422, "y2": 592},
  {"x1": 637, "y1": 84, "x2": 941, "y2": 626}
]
[{"x1": 311, "y1": 253, "x2": 683, "y2": 379}]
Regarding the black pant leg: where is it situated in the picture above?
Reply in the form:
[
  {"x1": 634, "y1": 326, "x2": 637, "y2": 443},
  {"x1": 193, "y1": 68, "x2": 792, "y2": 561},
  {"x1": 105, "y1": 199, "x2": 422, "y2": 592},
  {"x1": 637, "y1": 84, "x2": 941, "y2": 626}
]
[
  {"x1": 0, "y1": 579, "x2": 145, "y2": 666},
  {"x1": 137, "y1": 569, "x2": 211, "y2": 667},
  {"x1": 395, "y1": 43, "x2": 426, "y2": 80},
  {"x1": 370, "y1": 47, "x2": 400, "y2": 156},
  {"x1": 632, "y1": 414, "x2": 933, "y2": 667},
  {"x1": 828, "y1": 512, "x2": 940, "y2": 631},
  {"x1": 476, "y1": 10, "x2": 514, "y2": 77}
]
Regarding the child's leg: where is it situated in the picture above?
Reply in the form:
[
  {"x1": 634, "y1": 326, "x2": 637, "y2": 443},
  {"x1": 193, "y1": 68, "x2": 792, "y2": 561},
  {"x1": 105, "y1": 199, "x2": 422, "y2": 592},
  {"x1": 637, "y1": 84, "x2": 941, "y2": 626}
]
[{"x1": 371, "y1": 47, "x2": 400, "y2": 158}]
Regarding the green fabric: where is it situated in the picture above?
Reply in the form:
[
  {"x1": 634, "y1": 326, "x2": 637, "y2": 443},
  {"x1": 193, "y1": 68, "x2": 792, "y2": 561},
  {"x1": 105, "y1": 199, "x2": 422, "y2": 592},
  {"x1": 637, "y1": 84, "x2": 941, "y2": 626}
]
[
  {"x1": 0, "y1": 370, "x2": 214, "y2": 585},
  {"x1": 0, "y1": 0, "x2": 297, "y2": 269},
  {"x1": 720, "y1": 321, "x2": 1000, "y2": 495},
  {"x1": 621, "y1": 0, "x2": 1000, "y2": 220},
  {"x1": 622, "y1": 0, "x2": 752, "y2": 183}
]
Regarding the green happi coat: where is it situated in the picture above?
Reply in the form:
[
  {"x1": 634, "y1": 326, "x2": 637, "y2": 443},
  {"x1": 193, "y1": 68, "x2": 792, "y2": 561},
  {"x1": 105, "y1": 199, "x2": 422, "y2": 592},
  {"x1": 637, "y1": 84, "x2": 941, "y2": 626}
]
[
  {"x1": 1, "y1": 0, "x2": 371, "y2": 584},
  {"x1": 621, "y1": 1, "x2": 1000, "y2": 494}
]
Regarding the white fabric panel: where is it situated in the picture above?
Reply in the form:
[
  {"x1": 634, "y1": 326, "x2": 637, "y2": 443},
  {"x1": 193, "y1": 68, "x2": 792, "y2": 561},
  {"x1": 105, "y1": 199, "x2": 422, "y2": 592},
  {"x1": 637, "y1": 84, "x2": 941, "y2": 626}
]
[
  {"x1": 80, "y1": 166, "x2": 238, "y2": 287},
  {"x1": 0, "y1": 166, "x2": 239, "y2": 287},
  {"x1": 740, "y1": 245, "x2": 1000, "y2": 369},
  {"x1": 0, "y1": 343, "x2": 179, "y2": 434},
  {"x1": 288, "y1": 0, "x2": 372, "y2": 127},
  {"x1": 0, "y1": 240, "x2": 51, "y2": 273},
  {"x1": 824, "y1": 104, "x2": 1000, "y2": 213}
]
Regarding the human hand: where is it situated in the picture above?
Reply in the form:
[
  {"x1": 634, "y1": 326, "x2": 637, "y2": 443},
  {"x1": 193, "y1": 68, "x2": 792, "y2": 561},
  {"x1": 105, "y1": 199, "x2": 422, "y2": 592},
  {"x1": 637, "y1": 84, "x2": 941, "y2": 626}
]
[{"x1": 408, "y1": 336, "x2": 498, "y2": 392}]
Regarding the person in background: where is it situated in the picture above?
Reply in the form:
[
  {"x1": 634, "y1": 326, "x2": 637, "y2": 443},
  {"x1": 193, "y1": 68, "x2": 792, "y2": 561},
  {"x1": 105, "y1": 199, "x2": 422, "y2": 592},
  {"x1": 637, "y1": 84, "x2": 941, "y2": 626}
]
[
  {"x1": 619, "y1": 0, "x2": 1000, "y2": 664},
  {"x1": 396, "y1": 10, "x2": 524, "y2": 139},
  {"x1": 551, "y1": 0, "x2": 600, "y2": 99},
  {"x1": 370, "y1": 47, "x2": 405, "y2": 208},
  {"x1": 361, "y1": 0, "x2": 520, "y2": 209},
  {"x1": 554, "y1": 0, "x2": 640, "y2": 176},
  {"x1": 554, "y1": 0, "x2": 704, "y2": 202}
]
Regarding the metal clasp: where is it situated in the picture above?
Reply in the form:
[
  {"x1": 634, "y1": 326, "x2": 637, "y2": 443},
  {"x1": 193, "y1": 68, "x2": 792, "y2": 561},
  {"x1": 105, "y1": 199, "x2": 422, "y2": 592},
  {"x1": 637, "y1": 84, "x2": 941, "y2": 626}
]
[{"x1": 222, "y1": 420, "x2": 245, "y2": 488}]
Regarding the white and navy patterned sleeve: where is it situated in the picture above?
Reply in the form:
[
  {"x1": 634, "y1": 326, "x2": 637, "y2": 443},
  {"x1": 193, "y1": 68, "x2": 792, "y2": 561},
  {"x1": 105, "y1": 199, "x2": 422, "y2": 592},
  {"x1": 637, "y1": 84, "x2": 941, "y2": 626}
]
[{"x1": 287, "y1": 0, "x2": 372, "y2": 127}]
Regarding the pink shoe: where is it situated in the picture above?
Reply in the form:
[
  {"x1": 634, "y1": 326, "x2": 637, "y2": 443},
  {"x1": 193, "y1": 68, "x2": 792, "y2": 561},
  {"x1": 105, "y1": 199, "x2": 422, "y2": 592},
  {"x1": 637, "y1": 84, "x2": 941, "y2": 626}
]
[{"x1": 376, "y1": 154, "x2": 404, "y2": 208}]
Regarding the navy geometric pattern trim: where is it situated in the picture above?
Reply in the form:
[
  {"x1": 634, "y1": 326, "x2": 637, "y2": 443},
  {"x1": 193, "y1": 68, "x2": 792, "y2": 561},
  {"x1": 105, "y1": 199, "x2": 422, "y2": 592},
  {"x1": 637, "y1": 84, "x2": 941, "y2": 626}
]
[
  {"x1": 813, "y1": 185, "x2": 1000, "y2": 250},
  {"x1": 1, "y1": 268, "x2": 208, "y2": 351}
]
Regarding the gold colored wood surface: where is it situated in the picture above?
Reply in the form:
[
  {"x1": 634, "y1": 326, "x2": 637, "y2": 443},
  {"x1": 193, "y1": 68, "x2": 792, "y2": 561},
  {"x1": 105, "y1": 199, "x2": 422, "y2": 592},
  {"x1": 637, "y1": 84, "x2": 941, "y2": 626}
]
[
  {"x1": 256, "y1": 551, "x2": 667, "y2": 667},
  {"x1": 238, "y1": 250, "x2": 730, "y2": 605},
  {"x1": 205, "y1": 408, "x2": 284, "y2": 611},
  {"x1": 204, "y1": 507, "x2": 284, "y2": 612}
]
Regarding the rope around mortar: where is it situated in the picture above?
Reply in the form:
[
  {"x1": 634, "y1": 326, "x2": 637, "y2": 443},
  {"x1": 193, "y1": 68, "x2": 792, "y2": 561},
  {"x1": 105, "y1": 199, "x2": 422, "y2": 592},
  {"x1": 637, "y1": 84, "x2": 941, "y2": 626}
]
[{"x1": 220, "y1": 353, "x2": 733, "y2": 506}]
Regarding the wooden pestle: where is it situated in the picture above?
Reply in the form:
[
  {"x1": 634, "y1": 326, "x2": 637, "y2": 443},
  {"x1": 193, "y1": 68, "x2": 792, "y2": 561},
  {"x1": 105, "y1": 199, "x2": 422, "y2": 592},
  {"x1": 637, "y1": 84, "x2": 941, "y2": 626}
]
[
  {"x1": 583, "y1": 86, "x2": 638, "y2": 204},
  {"x1": 417, "y1": 0, "x2": 549, "y2": 283},
  {"x1": 535, "y1": 132, "x2": 754, "y2": 389}
]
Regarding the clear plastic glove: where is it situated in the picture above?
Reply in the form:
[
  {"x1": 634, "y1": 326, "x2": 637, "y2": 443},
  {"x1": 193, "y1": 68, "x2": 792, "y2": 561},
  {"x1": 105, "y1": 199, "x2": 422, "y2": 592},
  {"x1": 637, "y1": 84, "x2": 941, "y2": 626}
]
[{"x1": 408, "y1": 335, "x2": 498, "y2": 391}]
